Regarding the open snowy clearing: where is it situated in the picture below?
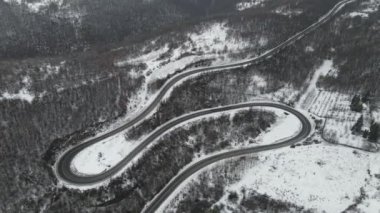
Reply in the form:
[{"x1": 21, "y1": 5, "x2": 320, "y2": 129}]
[
  {"x1": 70, "y1": 134, "x2": 139, "y2": 175},
  {"x1": 215, "y1": 144, "x2": 380, "y2": 213},
  {"x1": 255, "y1": 108, "x2": 302, "y2": 145},
  {"x1": 309, "y1": 90, "x2": 378, "y2": 150},
  {"x1": 297, "y1": 60, "x2": 333, "y2": 110},
  {"x1": 323, "y1": 118, "x2": 378, "y2": 151},
  {"x1": 295, "y1": 59, "x2": 377, "y2": 151}
]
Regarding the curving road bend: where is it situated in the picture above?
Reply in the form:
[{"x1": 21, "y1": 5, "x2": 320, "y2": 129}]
[
  {"x1": 142, "y1": 103, "x2": 312, "y2": 213},
  {"x1": 57, "y1": 102, "x2": 310, "y2": 184},
  {"x1": 55, "y1": 0, "x2": 353, "y2": 208}
]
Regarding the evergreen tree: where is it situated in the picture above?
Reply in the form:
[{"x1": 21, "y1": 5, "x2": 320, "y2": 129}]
[
  {"x1": 362, "y1": 129, "x2": 369, "y2": 138},
  {"x1": 369, "y1": 122, "x2": 379, "y2": 142},
  {"x1": 350, "y1": 94, "x2": 363, "y2": 112},
  {"x1": 351, "y1": 115, "x2": 363, "y2": 134},
  {"x1": 362, "y1": 91, "x2": 371, "y2": 103}
]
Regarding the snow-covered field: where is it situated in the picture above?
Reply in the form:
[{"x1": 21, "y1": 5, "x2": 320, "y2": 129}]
[
  {"x1": 320, "y1": 93, "x2": 377, "y2": 150},
  {"x1": 297, "y1": 60, "x2": 333, "y2": 110},
  {"x1": 256, "y1": 108, "x2": 302, "y2": 145},
  {"x1": 323, "y1": 118, "x2": 378, "y2": 151},
  {"x1": 290, "y1": 56, "x2": 379, "y2": 150},
  {"x1": 71, "y1": 134, "x2": 139, "y2": 175},
  {"x1": 309, "y1": 90, "x2": 351, "y2": 118},
  {"x1": 306, "y1": 89, "x2": 377, "y2": 150},
  {"x1": 214, "y1": 144, "x2": 380, "y2": 212}
]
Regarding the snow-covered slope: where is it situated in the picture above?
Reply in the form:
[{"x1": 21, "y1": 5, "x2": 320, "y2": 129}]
[
  {"x1": 116, "y1": 22, "x2": 253, "y2": 83},
  {"x1": 216, "y1": 144, "x2": 380, "y2": 212}
]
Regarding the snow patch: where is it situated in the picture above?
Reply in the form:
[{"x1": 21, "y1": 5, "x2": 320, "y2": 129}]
[
  {"x1": 305, "y1": 46, "x2": 315, "y2": 52},
  {"x1": 258, "y1": 37, "x2": 268, "y2": 47},
  {"x1": 115, "y1": 45, "x2": 169, "y2": 69},
  {"x1": 188, "y1": 23, "x2": 248, "y2": 53},
  {"x1": 0, "y1": 76, "x2": 36, "y2": 103},
  {"x1": 349, "y1": 12, "x2": 369, "y2": 18},
  {"x1": 0, "y1": 88, "x2": 35, "y2": 103},
  {"x1": 274, "y1": 6, "x2": 303, "y2": 17},
  {"x1": 236, "y1": 0, "x2": 266, "y2": 11},
  {"x1": 346, "y1": 0, "x2": 379, "y2": 18},
  {"x1": 4, "y1": 0, "x2": 64, "y2": 13}
]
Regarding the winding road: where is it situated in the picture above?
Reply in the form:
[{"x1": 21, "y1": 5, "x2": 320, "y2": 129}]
[
  {"x1": 55, "y1": 0, "x2": 354, "y2": 211},
  {"x1": 142, "y1": 103, "x2": 312, "y2": 213}
]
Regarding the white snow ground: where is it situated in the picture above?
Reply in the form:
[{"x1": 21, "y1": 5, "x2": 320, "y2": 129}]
[
  {"x1": 255, "y1": 108, "x2": 302, "y2": 145},
  {"x1": 215, "y1": 144, "x2": 380, "y2": 213},
  {"x1": 71, "y1": 134, "x2": 139, "y2": 175},
  {"x1": 297, "y1": 59, "x2": 333, "y2": 110}
]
